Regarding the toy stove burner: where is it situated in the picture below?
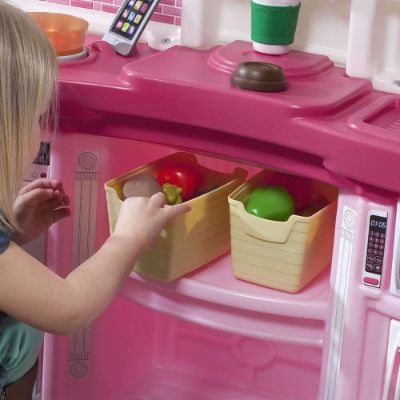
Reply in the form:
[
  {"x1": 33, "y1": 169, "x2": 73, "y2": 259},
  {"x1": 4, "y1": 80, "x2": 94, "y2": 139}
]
[{"x1": 58, "y1": 48, "x2": 88, "y2": 63}]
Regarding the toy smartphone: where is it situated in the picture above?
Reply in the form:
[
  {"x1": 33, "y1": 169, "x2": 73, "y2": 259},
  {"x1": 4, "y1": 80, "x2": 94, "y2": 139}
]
[{"x1": 102, "y1": 0, "x2": 160, "y2": 56}]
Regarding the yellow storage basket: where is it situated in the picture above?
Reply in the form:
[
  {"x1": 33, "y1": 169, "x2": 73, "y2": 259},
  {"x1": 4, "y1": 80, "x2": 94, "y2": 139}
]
[
  {"x1": 228, "y1": 170, "x2": 338, "y2": 293},
  {"x1": 105, "y1": 152, "x2": 247, "y2": 282}
]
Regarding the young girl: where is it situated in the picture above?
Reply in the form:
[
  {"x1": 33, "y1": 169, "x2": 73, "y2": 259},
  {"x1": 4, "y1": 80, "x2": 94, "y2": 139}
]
[{"x1": 0, "y1": 2, "x2": 190, "y2": 398}]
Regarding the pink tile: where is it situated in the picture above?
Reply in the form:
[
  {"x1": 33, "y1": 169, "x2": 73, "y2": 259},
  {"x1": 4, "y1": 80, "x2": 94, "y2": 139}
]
[
  {"x1": 114, "y1": 0, "x2": 123, "y2": 5},
  {"x1": 102, "y1": 3, "x2": 119, "y2": 12},
  {"x1": 151, "y1": 13, "x2": 174, "y2": 24},
  {"x1": 47, "y1": 0, "x2": 70, "y2": 5},
  {"x1": 71, "y1": 0, "x2": 93, "y2": 9},
  {"x1": 162, "y1": 5, "x2": 181, "y2": 17},
  {"x1": 155, "y1": 4, "x2": 162, "y2": 12},
  {"x1": 175, "y1": 16, "x2": 181, "y2": 26},
  {"x1": 96, "y1": 0, "x2": 113, "y2": 3},
  {"x1": 160, "y1": 0, "x2": 175, "y2": 5},
  {"x1": 176, "y1": 0, "x2": 182, "y2": 7},
  {"x1": 93, "y1": 2, "x2": 102, "y2": 9}
]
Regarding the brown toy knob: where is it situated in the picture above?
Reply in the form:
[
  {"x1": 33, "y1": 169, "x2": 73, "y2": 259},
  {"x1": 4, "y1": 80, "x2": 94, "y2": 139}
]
[{"x1": 231, "y1": 61, "x2": 287, "y2": 92}]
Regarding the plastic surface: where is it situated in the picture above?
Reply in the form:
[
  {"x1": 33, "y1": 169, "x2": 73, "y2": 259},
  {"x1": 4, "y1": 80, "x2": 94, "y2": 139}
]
[
  {"x1": 42, "y1": 133, "x2": 326, "y2": 400},
  {"x1": 319, "y1": 192, "x2": 398, "y2": 400},
  {"x1": 105, "y1": 152, "x2": 247, "y2": 281},
  {"x1": 58, "y1": 49, "x2": 87, "y2": 63},
  {"x1": 56, "y1": 39, "x2": 400, "y2": 195},
  {"x1": 44, "y1": 297, "x2": 322, "y2": 400},
  {"x1": 345, "y1": 0, "x2": 400, "y2": 94},
  {"x1": 391, "y1": 199, "x2": 400, "y2": 298},
  {"x1": 346, "y1": 0, "x2": 377, "y2": 80},
  {"x1": 229, "y1": 170, "x2": 337, "y2": 293},
  {"x1": 383, "y1": 320, "x2": 400, "y2": 400},
  {"x1": 179, "y1": 0, "x2": 350, "y2": 66},
  {"x1": 29, "y1": 12, "x2": 88, "y2": 56},
  {"x1": 41, "y1": 36, "x2": 400, "y2": 400}
]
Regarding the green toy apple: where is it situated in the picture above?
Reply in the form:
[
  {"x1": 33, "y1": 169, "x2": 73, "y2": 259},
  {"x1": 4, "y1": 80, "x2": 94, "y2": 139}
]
[{"x1": 246, "y1": 186, "x2": 295, "y2": 221}]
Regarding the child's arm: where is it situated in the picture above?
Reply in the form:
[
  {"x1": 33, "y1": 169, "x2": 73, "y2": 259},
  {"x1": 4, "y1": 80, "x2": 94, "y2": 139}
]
[{"x1": 0, "y1": 192, "x2": 189, "y2": 335}]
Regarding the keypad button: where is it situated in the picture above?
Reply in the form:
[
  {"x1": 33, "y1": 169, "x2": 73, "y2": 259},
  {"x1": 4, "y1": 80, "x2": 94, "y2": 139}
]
[{"x1": 363, "y1": 277, "x2": 380, "y2": 286}]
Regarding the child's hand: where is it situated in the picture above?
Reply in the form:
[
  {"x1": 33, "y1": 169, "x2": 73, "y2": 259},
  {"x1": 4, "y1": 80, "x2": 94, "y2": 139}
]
[
  {"x1": 113, "y1": 192, "x2": 191, "y2": 251},
  {"x1": 12, "y1": 178, "x2": 71, "y2": 245}
]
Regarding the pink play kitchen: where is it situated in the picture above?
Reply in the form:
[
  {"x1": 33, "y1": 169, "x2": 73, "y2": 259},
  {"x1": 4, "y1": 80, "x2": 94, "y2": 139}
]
[{"x1": 22, "y1": 0, "x2": 400, "y2": 399}]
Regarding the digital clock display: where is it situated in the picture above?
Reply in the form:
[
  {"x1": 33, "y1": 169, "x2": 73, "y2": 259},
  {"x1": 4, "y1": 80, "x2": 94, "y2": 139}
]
[
  {"x1": 369, "y1": 216, "x2": 386, "y2": 230},
  {"x1": 370, "y1": 216, "x2": 387, "y2": 231}
]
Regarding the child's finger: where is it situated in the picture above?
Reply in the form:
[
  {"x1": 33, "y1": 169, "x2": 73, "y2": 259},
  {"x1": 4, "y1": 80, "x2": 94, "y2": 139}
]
[
  {"x1": 53, "y1": 190, "x2": 68, "y2": 203},
  {"x1": 45, "y1": 198, "x2": 66, "y2": 210},
  {"x1": 164, "y1": 203, "x2": 191, "y2": 219},
  {"x1": 149, "y1": 192, "x2": 166, "y2": 208},
  {"x1": 18, "y1": 178, "x2": 63, "y2": 195},
  {"x1": 19, "y1": 188, "x2": 58, "y2": 206},
  {"x1": 60, "y1": 194, "x2": 70, "y2": 206}
]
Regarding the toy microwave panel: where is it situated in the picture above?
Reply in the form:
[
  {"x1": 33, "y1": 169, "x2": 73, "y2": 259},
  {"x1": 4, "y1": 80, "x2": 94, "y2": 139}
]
[
  {"x1": 362, "y1": 210, "x2": 388, "y2": 288},
  {"x1": 102, "y1": 0, "x2": 160, "y2": 56}
]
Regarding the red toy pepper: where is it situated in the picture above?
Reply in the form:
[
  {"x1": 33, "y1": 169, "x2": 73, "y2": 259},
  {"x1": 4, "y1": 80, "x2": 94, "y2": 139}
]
[{"x1": 157, "y1": 163, "x2": 202, "y2": 201}]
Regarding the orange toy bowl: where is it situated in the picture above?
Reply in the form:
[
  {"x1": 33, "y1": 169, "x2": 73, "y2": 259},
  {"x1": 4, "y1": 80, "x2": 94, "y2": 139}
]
[{"x1": 29, "y1": 12, "x2": 89, "y2": 56}]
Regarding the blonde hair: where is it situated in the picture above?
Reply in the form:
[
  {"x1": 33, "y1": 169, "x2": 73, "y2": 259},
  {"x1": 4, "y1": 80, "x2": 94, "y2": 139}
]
[{"x1": 0, "y1": 1, "x2": 58, "y2": 230}]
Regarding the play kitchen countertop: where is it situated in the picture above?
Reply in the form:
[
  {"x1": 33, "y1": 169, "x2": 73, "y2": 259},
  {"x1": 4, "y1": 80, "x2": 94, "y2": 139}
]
[{"x1": 56, "y1": 37, "x2": 399, "y2": 199}]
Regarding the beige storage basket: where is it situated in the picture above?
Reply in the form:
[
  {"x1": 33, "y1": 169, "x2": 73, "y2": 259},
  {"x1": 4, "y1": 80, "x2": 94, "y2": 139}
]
[
  {"x1": 228, "y1": 170, "x2": 338, "y2": 293},
  {"x1": 105, "y1": 152, "x2": 247, "y2": 282}
]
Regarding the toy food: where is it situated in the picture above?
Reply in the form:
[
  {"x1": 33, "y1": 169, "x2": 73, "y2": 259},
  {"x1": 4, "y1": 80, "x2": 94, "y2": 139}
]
[
  {"x1": 157, "y1": 163, "x2": 202, "y2": 201},
  {"x1": 297, "y1": 196, "x2": 329, "y2": 217},
  {"x1": 162, "y1": 183, "x2": 183, "y2": 205},
  {"x1": 268, "y1": 172, "x2": 313, "y2": 212},
  {"x1": 246, "y1": 186, "x2": 295, "y2": 221},
  {"x1": 123, "y1": 174, "x2": 162, "y2": 198}
]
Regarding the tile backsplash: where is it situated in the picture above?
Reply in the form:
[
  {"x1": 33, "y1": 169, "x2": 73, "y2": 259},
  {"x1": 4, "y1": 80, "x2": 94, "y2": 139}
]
[{"x1": 38, "y1": 0, "x2": 182, "y2": 25}]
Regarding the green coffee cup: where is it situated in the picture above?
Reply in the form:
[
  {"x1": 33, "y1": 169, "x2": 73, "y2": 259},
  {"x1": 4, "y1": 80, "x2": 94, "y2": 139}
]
[{"x1": 251, "y1": 0, "x2": 301, "y2": 55}]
